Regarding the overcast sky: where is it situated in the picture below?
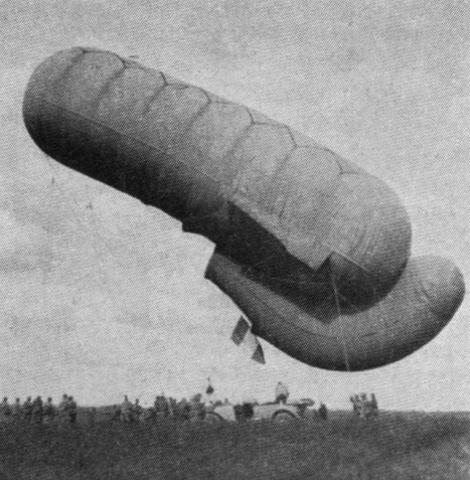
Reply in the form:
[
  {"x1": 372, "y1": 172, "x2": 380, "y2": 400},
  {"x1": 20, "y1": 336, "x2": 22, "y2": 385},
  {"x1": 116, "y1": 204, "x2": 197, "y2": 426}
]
[{"x1": 0, "y1": 0, "x2": 468, "y2": 410}]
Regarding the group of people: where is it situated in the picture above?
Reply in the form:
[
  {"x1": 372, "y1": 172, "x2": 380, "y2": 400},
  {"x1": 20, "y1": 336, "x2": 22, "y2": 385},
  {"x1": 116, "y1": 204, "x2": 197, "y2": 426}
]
[
  {"x1": 113, "y1": 395, "x2": 147, "y2": 422},
  {"x1": 112, "y1": 381, "x2": 330, "y2": 424},
  {"x1": 350, "y1": 393, "x2": 378, "y2": 418},
  {"x1": 113, "y1": 393, "x2": 211, "y2": 423},
  {"x1": 0, "y1": 394, "x2": 77, "y2": 425}
]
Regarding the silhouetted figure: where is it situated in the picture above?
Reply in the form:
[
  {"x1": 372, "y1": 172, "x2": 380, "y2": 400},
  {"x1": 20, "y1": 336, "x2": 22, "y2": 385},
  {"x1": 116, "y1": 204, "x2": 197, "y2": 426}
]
[
  {"x1": 58, "y1": 394, "x2": 69, "y2": 425},
  {"x1": 189, "y1": 394, "x2": 205, "y2": 422},
  {"x1": 318, "y1": 402, "x2": 328, "y2": 420},
  {"x1": 167, "y1": 397, "x2": 177, "y2": 419},
  {"x1": 350, "y1": 396, "x2": 358, "y2": 416},
  {"x1": 68, "y1": 396, "x2": 77, "y2": 424},
  {"x1": 370, "y1": 393, "x2": 378, "y2": 417},
  {"x1": 32, "y1": 396, "x2": 43, "y2": 424},
  {"x1": 121, "y1": 395, "x2": 132, "y2": 422},
  {"x1": 43, "y1": 397, "x2": 55, "y2": 424},
  {"x1": 275, "y1": 382, "x2": 289, "y2": 404},
  {"x1": 23, "y1": 397, "x2": 33, "y2": 423},
  {"x1": 0, "y1": 397, "x2": 11, "y2": 423},
  {"x1": 12, "y1": 398, "x2": 21, "y2": 423},
  {"x1": 132, "y1": 399, "x2": 143, "y2": 422},
  {"x1": 155, "y1": 395, "x2": 170, "y2": 419},
  {"x1": 359, "y1": 393, "x2": 369, "y2": 418},
  {"x1": 177, "y1": 398, "x2": 191, "y2": 422},
  {"x1": 111, "y1": 404, "x2": 121, "y2": 421}
]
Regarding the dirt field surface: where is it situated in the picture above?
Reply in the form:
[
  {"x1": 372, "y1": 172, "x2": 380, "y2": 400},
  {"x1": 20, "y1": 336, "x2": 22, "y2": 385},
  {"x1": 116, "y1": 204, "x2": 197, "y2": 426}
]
[{"x1": 0, "y1": 411, "x2": 468, "y2": 479}]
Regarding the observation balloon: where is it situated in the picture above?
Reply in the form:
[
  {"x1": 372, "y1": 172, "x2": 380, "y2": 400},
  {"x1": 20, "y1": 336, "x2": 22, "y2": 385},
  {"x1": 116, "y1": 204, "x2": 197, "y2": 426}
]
[{"x1": 23, "y1": 47, "x2": 465, "y2": 370}]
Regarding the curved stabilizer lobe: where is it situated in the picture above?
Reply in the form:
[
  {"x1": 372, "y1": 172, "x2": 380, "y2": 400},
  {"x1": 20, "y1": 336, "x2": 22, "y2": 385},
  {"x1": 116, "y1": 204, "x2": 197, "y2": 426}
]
[
  {"x1": 206, "y1": 252, "x2": 465, "y2": 370},
  {"x1": 22, "y1": 47, "x2": 465, "y2": 370}
]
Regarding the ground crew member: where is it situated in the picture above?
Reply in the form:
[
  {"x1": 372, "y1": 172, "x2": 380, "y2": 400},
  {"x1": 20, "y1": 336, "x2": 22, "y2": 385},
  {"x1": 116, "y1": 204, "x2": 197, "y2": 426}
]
[
  {"x1": 23, "y1": 396, "x2": 33, "y2": 423},
  {"x1": 32, "y1": 396, "x2": 43, "y2": 424},
  {"x1": 68, "y1": 396, "x2": 77, "y2": 424},
  {"x1": 350, "y1": 396, "x2": 356, "y2": 415},
  {"x1": 275, "y1": 382, "x2": 289, "y2": 404},
  {"x1": 132, "y1": 398, "x2": 143, "y2": 422},
  {"x1": 177, "y1": 398, "x2": 190, "y2": 421},
  {"x1": 189, "y1": 394, "x2": 205, "y2": 422},
  {"x1": 111, "y1": 404, "x2": 121, "y2": 421},
  {"x1": 318, "y1": 402, "x2": 328, "y2": 420},
  {"x1": 350, "y1": 395, "x2": 361, "y2": 416},
  {"x1": 121, "y1": 395, "x2": 132, "y2": 422},
  {"x1": 359, "y1": 393, "x2": 369, "y2": 418},
  {"x1": 370, "y1": 393, "x2": 378, "y2": 416},
  {"x1": 0, "y1": 397, "x2": 11, "y2": 423},
  {"x1": 43, "y1": 397, "x2": 55, "y2": 424},
  {"x1": 58, "y1": 394, "x2": 69, "y2": 424},
  {"x1": 12, "y1": 398, "x2": 22, "y2": 423}
]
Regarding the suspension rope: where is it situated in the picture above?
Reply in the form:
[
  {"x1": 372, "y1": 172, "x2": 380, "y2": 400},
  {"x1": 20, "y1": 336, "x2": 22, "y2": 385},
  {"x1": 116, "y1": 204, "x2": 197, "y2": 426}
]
[
  {"x1": 43, "y1": 154, "x2": 128, "y2": 322},
  {"x1": 330, "y1": 268, "x2": 351, "y2": 372}
]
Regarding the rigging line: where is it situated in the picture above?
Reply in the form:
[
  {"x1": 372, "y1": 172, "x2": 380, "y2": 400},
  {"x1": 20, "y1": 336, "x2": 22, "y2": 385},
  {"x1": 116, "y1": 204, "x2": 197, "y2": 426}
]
[
  {"x1": 43, "y1": 154, "x2": 120, "y2": 320},
  {"x1": 43, "y1": 155, "x2": 114, "y2": 331},
  {"x1": 330, "y1": 268, "x2": 351, "y2": 372},
  {"x1": 320, "y1": 241, "x2": 375, "y2": 280},
  {"x1": 45, "y1": 155, "x2": 151, "y2": 324},
  {"x1": 44, "y1": 155, "x2": 108, "y2": 279},
  {"x1": 373, "y1": 280, "x2": 388, "y2": 361},
  {"x1": 44, "y1": 153, "x2": 134, "y2": 276}
]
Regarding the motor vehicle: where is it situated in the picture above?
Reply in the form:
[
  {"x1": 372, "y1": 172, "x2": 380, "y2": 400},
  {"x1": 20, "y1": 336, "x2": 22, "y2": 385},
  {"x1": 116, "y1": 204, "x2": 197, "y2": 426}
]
[{"x1": 204, "y1": 398, "x2": 315, "y2": 423}]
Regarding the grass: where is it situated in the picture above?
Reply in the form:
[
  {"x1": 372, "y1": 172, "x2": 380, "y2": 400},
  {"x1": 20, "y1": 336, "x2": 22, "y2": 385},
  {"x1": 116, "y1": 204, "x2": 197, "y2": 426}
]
[{"x1": 0, "y1": 411, "x2": 468, "y2": 479}]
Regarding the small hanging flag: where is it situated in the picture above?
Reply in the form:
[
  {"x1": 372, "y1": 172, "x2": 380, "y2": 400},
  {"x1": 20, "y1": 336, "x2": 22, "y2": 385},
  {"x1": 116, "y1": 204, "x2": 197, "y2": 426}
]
[{"x1": 231, "y1": 316, "x2": 265, "y2": 364}]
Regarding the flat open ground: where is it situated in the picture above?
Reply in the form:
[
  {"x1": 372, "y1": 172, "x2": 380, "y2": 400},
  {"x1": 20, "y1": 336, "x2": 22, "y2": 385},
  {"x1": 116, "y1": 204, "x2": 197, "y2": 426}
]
[{"x1": 0, "y1": 411, "x2": 468, "y2": 479}]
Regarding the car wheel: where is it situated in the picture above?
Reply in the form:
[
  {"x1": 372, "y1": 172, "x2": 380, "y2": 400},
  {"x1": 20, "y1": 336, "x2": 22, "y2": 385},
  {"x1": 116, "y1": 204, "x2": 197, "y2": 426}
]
[
  {"x1": 272, "y1": 411, "x2": 296, "y2": 423},
  {"x1": 204, "y1": 412, "x2": 223, "y2": 423}
]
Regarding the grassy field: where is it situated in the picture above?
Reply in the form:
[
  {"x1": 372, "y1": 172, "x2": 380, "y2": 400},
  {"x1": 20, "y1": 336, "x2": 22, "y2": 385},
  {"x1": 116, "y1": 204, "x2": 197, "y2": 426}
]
[{"x1": 0, "y1": 411, "x2": 468, "y2": 479}]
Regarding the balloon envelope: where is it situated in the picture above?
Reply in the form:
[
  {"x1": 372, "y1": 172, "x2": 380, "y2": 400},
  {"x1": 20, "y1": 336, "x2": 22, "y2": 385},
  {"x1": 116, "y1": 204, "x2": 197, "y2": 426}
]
[{"x1": 23, "y1": 47, "x2": 465, "y2": 370}]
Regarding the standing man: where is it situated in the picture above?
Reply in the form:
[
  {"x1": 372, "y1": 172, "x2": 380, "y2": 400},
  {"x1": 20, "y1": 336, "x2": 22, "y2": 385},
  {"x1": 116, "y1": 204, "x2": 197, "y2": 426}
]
[
  {"x1": 68, "y1": 396, "x2": 77, "y2": 424},
  {"x1": 32, "y1": 396, "x2": 43, "y2": 424},
  {"x1": 318, "y1": 402, "x2": 328, "y2": 420},
  {"x1": 275, "y1": 382, "x2": 289, "y2": 404},
  {"x1": 0, "y1": 397, "x2": 11, "y2": 423},
  {"x1": 23, "y1": 396, "x2": 33, "y2": 423},
  {"x1": 359, "y1": 393, "x2": 369, "y2": 418},
  {"x1": 12, "y1": 398, "x2": 22, "y2": 424},
  {"x1": 370, "y1": 393, "x2": 378, "y2": 417},
  {"x1": 121, "y1": 395, "x2": 132, "y2": 423},
  {"x1": 132, "y1": 398, "x2": 143, "y2": 422},
  {"x1": 111, "y1": 404, "x2": 121, "y2": 421},
  {"x1": 43, "y1": 397, "x2": 55, "y2": 424},
  {"x1": 58, "y1": 394, "x2": 69, "y2": 425}
]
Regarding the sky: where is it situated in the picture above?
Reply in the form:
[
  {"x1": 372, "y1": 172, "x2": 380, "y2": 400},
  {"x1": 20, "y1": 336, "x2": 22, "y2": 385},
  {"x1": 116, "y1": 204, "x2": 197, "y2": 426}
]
[{"x1": 0, "y1": 0, "x2": 468, "y2": 410}]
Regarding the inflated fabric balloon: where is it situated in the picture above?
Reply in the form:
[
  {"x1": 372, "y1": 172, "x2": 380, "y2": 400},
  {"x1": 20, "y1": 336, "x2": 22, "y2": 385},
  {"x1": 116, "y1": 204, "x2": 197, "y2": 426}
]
[{"x1": 23, "y1": 47, "x2": 465, "y2": 370}]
